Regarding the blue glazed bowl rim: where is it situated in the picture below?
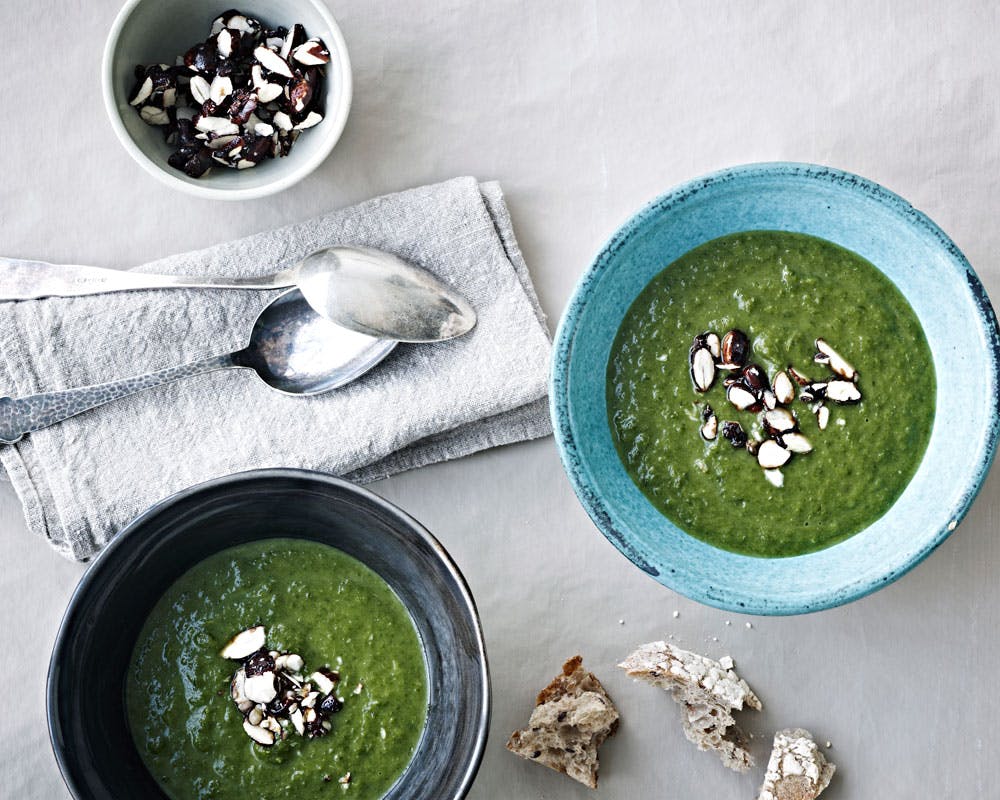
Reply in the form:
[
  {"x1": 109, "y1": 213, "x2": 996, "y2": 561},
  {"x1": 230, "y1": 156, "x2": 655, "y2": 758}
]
[
  {"x1": 46, "y1": 467, "x2": 490, "y2": 799},
  {"x1": 550, "y1": 161, "x2": 1000, "y2": 614}
]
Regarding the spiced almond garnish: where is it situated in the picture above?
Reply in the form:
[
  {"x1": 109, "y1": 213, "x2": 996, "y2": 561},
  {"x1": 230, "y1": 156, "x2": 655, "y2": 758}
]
[
  {"x1": 757, "y1": 439, "x2": 791, "y2": 469},
  {"x1": 763, "y1": 469, "x2": 784, "y2": 488},
  {"x1": 689, "y1": 325, "x2": 861, "y2": 484},
  {"x1": 816, "y1": 405, "x2": 830, "y2": 430},
  {"x1": 800, "y1": 382, "x2": 828, "y2": 403},
  {"x1": 773, "y1": 370, "x2": 795, "y2": 404},
  {"x1": 814, "y1": 338, "x2": 857, "y2": 381},
  {"x1": 243, "y1": 718, "x2": 275, "y2": 746},
  {"x1": 230, "y1": 669, "x2": 254, "y2": 713},
  {"x1": 727, "y1": 384, "x2": 759, "y2": 411},
  {"x1": 787, "y1": 365, "x2": 812, "y2": 387},
  {"x1": 779, "y1": 432, "x2": 813, "y2": 454},
  {"x1": 700, "y1": 412, "x2": 718, "y2": 441},
  {"x1": 719, "y1": 329, "x2": 750, "y2": 369},
  {"x1": 825, "y1": 379, "x2": 861, "y2": 404},
  {"x1": 310, "y1": 668, "x2": 340, "y2": 695},
  {"x1": 690, "y1": 337, "x2": 717, "y2": 392},
  {"x1": 244, "y1": 670, "x2": 278, "y2": 704},
  {"x1": 220, "y1": 625, "x2": 267, "y2": 660},
  {"x1": 739, "y1": 363, "x2": 769, "y2": 393},
  {"x1": 762, "y1": 408, "x2": 796, "y2": 436},
  {"x1": 224, "y1": 629, "x2": 349, "y2": 746}
]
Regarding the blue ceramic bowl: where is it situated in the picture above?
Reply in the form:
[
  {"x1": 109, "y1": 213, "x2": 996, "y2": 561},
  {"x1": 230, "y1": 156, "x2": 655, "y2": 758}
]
[{"x1": 551, "y1": 163, "x2": 1000, "y2": 615}]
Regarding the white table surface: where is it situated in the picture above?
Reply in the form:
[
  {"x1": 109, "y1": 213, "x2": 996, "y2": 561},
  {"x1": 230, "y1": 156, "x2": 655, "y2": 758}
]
[{"x1": 3, "y1": 1, "x2": 998, "y2": 797}]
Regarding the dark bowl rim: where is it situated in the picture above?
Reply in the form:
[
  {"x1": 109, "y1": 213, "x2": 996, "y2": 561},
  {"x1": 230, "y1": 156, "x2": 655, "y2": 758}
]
[
  {"x1": 549, "y1": 160, "x2": 1000, "y2": 615},
  {"x1": 46, "y1": 467, "x2": 491, "y2": 800}
]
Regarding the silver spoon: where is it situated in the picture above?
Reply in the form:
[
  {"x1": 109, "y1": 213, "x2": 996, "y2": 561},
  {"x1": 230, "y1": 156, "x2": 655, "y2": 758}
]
[
  {"x1": 0, "y1": 289, "x2": 395, "y2": 445},
  {"x1": 0, "y1": 246, "x2": 476, "y2": 343}
]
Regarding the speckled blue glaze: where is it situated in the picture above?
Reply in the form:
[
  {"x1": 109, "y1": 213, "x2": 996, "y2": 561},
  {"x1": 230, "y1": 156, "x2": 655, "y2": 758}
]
[{"x1": 551, "y1": 163, "x2": 1000, "y2": 615}]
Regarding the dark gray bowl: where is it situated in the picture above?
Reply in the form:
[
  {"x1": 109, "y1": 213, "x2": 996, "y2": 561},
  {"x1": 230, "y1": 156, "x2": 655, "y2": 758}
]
[{"x1": 47, "y1": 469, "x2": 489, "y2": 799}]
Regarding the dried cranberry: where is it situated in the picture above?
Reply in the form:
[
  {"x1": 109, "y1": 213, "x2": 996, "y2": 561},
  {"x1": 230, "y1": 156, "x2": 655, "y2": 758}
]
[
  {"x1": 319, "y1": 694, "x2": 343, "y2": 715},
  {"x1": 243, "y1": 650, "x2": 275, "y2": 677},
  {"x1": 227, "y1": 89, "x2": 258, "y2": 124}
]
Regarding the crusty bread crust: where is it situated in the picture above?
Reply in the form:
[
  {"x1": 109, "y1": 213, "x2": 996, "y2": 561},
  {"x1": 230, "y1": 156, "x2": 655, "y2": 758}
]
[
  {"x1": 618, "y1": 641, "x2": 761, "y2": 772},
  {"x1": 506, "y1": 656, "x2": 620, "y2": 789},
  {"x1": 757, "y1": 728, "x2": 835, "y2": 800}
]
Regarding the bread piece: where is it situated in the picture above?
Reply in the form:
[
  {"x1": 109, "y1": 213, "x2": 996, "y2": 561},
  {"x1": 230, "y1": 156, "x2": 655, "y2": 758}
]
[
  {"x1": 506, "y1": 655, "x2": 620, "y2": 788},
  {"x1": 618, "y1": 641, "x2": 761, "y2": 772},
  {"x1": 757, "y1": 729, "x2": 835, "y2": 800}
]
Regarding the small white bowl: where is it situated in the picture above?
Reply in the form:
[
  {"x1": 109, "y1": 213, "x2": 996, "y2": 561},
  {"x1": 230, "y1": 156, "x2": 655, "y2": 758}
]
[{"x1": 102, "y1": 0, "x2": 352, "y2": 200}]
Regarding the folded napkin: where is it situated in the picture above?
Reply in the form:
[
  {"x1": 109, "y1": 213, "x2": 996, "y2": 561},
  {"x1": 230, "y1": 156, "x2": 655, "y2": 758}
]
[{"x1": 0, "y1": 178, "x2": 552, "y2": 560}]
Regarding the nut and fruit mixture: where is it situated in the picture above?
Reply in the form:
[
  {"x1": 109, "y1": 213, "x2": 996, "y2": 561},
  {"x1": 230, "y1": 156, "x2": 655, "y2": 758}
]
[
  {"x1": 128, "y1": 9, "x2": 331, "y2": 177},
  {"x1": 690, "y1": 330, "x2": 862, "y2": 488},
  {"x1": 221, "y1": 625, "x2": 346, "y2": 747}
]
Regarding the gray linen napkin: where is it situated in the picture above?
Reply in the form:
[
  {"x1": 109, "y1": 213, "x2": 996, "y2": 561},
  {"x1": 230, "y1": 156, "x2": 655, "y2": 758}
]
[{"x1": 0, "y1": 178, "x2": 552, "y2": 560}]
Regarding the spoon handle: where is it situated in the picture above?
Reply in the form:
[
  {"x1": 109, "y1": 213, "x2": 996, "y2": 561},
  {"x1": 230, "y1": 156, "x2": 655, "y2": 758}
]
[
  {"x1": 0, "y1": 353, "x2": 236, "y2": 444},
  {"x1": 0, "y1": 258, "x2": 297, "y2": 299}
]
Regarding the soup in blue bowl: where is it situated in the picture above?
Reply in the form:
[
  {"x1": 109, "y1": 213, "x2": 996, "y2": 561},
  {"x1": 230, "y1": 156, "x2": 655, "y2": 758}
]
[{"x1": 551, "y1": 163, "x2": 1000, "y2": 614}]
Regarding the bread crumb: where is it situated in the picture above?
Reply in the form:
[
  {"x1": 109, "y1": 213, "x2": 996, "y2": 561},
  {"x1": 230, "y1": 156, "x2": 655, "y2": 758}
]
[
  {"x1": 672, "y1": 610, "x2": 680, "y2": 619},
  {"x1": 719, "y1": 656, "x2": 734, "y2": 670},
  {"x1": 725, "y1": 620, "x2": 731, "y2": 626},
  {"x1": 825, "y1": 741, "x2": 832, "y2": 748},
  {"x1": 618, "y1": 619, "x2": 625, "y2": 625},
  {"x1": 745, "y1": 622, "x2": 753, "y2": 629},
  {"x1": 712, "y1": 637, "x2": 718, "y2": 642}
]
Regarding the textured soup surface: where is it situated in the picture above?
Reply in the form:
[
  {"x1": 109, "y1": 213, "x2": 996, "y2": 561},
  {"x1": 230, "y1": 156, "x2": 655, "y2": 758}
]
[
  {"x1": 607, "y1": 231, "x2": 935, "y2": 557},
  {"x1": 127, "y1": 539, "x2": 427, "y2": 800}
]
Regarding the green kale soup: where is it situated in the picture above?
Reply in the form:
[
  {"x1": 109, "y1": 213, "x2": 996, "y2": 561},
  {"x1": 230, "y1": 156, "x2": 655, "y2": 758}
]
[
  {"x1": 127, "y1": 539, "x2": 427, "y2": 799},
  {"x1": 607, "y1": 231, "x2": 935, "y2": 557}
]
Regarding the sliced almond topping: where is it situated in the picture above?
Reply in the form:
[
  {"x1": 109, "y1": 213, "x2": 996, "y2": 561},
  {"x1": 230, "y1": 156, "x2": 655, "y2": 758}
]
[
  {"x1": 826, "y1": 379, "x2": 861, "y2": 404},
  {"x1": 254, "y1": 46, "x2": 294, "y2": 78},
  {"x1": 816, "y1": 405, "x2": 830, "y2": 430},
  {"x1": 243, "y1": 718, "x2": 275, "y2": 746},
  {"x1": 129, "y1": 76, "x2": 153, "y2": 106},
  {"x1": 787, "y1": 365, "x2": 811, "y2": 387},
  {"x1": 244, "y1": 672, "x2": 278, "y2": 704},
  {"x1": 727, "y1": 384, "x2": 758, "y2": 411},
  {"x1": 815, "y1": 338, "x2": 857, "y2": 381},
  {"x1": 690, "y1": 346, "x2": 716, "y2": 392},
  {"x1": 763, "y1": 408, "x2": 796, "y2": 435},
  {"x1": 757, "y1": 439, "x2": 791, "y2": 469},
  {"x1": 763, "y1": 469, "x2": 784, "y2": 488},
  {"x1": 773, "y1": 371, "x2": 795, "y2": 405},
  {"x1": 780, "y1": 432, "x2": 813, "y2": 454},
  {"x1": 310, "y1": 670, "x2": 336, "y2": 695},
  {"x1": 220, "y1": 626, "x2": 266, "y2": 659},
  {"x1": 720, "y1": 330, "x2": 750, "y2": 369}
]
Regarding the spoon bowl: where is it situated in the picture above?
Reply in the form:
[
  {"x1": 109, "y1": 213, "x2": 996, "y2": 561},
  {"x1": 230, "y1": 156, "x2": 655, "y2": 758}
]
[
  {"x1": 235, "y1": 289, "x2": 397, "y2": 395},
  {"x1": 296, "y1": 247, "x2": 478, "y2": 342}
]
